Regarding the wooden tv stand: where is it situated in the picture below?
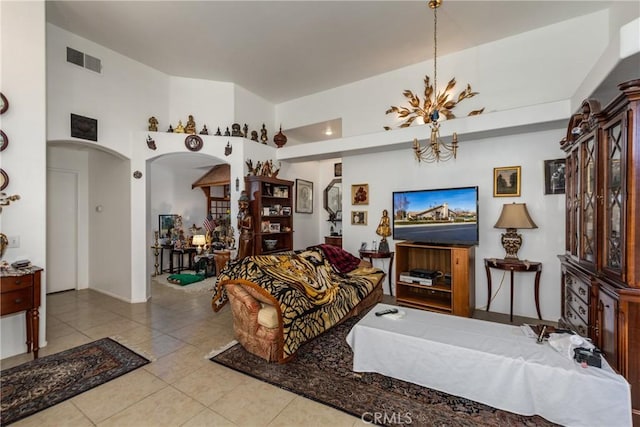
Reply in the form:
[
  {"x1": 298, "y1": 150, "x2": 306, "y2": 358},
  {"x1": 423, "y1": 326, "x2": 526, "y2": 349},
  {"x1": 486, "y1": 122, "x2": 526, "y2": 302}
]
[{"x1": 395, "y1": 242, "x2": 475, "y2": 317}]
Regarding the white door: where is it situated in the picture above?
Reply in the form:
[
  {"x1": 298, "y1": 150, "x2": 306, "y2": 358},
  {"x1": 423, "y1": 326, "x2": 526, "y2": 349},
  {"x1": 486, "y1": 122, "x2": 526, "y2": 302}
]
[{"x1": 47, "y1": 169, "x2": 78, "y2": 293}]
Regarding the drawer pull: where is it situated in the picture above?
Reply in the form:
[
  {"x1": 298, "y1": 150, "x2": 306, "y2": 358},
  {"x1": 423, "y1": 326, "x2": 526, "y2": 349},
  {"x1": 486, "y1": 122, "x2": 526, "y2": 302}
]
[
  {"x1": 14, "y1": 298, "x2": 23, "y2": 304},
  {"x1": 14, "y1": 279, "x2": 21, "y2": 285}
]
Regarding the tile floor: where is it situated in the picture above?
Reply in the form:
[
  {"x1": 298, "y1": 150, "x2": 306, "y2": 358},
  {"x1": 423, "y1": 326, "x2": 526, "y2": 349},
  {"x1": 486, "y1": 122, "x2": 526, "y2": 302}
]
[
  {"x1": 1, "y1": 279, "x2": 552, "y2": 427},
  {"x1": 1, "y1": 280, "x2": 362, "y2": 427}
]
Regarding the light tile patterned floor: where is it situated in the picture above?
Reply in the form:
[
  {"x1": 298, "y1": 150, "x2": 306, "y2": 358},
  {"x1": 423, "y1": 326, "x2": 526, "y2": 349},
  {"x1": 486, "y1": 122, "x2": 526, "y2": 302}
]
[{"x1": 1, "y1": 281, "x2": 363, "y2": 426}]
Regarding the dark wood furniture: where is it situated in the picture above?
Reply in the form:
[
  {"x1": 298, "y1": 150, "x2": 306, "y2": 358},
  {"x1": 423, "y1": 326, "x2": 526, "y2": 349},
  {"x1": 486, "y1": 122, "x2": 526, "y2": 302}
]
[
  {"x1": 558, "y1": 79, "x2": 640, "y2": 421},
  {"x1": 245, "y1": 176, "x2": 294, "y2": 255},
  {"x1": 484, "y1": 258, "x2": 542, "y2": 322},
  {"x1": 0, "y1": 267, "x2": 43, "y2": 358},
  {"x1": 395, "y1": 242, "x2": 474, "y2": 317},
  {"x1": 359, "y1": 249, "x2": 395, "y2": 296},
  {"x1": 324, "y1": 235, "x2": 342, "y2": 248}
]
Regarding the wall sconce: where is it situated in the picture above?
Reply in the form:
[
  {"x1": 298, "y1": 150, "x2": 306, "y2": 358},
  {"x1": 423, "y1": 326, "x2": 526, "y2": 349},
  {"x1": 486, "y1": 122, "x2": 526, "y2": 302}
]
[
  {"x1": 494, "y1": 203, "x2": 538, "y2": 259},
  {"x1": 225, "y1": 141, "x2": 232, "y2": 156}
]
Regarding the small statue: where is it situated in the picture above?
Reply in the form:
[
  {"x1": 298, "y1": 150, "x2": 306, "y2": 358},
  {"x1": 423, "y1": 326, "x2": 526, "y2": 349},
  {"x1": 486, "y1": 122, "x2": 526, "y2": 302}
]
[
  {"x1": 376, "y1": 209, "x2": 392, "y2": 253},
  {"x1": 243, "y1": 123, "x2": 249, "y2": 138},
  {"x1": 231, "y1": 123, "x2": 242, "y2": 137},
  {"x1": 175, "y1": 120, "x2": 185, "y2": 133},
  {"x1": 199, "y1": 125, "x2": 209, "y2": 135},
  {"x1": 237, "y1": 191, "x2": 254, "y2": 259},
  {"x1": 224, "y1": 127, "x2": 231, "y2": 136},
  {"x1": 185, "y1": 115, "x2": 196, "y2": 134},
  {"x1": 250, "y1": 130, "x2": 259, "y2": 142},
  {"x1": 148, "y1": 116, "x2": 158, "y2": 132},
  {"x1": 215, "y1": 127, "x2": 222, "y2": 136},
  {"x1": 167, "y1": 124, "x2": 174, "y2": 133},
  {"x1": 260, "y1": 124, "x2": 268, "y2": 144}
]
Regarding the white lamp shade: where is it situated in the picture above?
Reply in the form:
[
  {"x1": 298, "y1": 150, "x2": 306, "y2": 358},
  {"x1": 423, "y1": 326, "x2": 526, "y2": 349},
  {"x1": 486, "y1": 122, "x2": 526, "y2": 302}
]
[{"x1": 192, "y1": 235, "x2": 206, "y2": 246}]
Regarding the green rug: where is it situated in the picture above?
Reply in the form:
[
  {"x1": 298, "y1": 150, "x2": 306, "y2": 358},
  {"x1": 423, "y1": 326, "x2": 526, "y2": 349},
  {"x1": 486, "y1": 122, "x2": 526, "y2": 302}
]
[{"x1": 166, "y1": 273, "x2": 205, "y2": 286}]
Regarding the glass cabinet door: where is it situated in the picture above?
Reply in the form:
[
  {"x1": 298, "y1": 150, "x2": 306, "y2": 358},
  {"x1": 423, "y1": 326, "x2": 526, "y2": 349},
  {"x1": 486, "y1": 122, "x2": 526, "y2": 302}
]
[
  {"x1": 602, "y1": 118, "x2": 625, "y2": 277},
  {"x1": 566, "y1": 149, "x2": 580, "y2": 257},
  {"x1": 580, "y1": 135, "x2": 597, "y2": 264}
]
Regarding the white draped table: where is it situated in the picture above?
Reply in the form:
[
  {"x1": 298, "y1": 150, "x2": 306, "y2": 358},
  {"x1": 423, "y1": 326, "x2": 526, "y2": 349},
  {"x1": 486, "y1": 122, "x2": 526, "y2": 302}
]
[{"x1": 346, "y1": 303, "x2": 631, "y2": 427}]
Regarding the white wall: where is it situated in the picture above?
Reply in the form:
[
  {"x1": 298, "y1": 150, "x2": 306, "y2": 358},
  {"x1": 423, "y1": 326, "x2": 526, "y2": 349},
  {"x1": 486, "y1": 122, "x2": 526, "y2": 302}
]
[
  {"x1": 234, "y1": 84, "x2": 276, "y2": 138},
  {"x1": 88, "y1": 150, "x2": 131, "y2": 300},
  {"x1": 47, "y1": 24, "x2": 170, "y2": 157},
  {"x1": 276, "y1": 10, "x2": 613, "y2": 138},
  {"x1": 168, "y1": 77, "x2": 234, "y2": 134},
  {"x1": 337, "y1": 127, "x2": 566, "y2": 321},
  {"x1": 0, "y1": 1, "x2": 48, "y2": 359}
]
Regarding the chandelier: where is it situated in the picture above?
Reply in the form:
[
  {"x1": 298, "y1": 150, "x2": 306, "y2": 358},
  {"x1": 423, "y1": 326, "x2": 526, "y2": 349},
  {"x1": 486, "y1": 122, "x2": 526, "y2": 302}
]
[{"x1": 385, "y1": 0, "x2": 484, "y2": 162}]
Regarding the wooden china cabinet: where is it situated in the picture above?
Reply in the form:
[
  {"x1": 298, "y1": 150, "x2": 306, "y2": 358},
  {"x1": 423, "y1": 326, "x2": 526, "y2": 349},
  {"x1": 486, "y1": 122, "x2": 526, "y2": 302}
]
[
  {"x1": 558, "y1": 80, "x2": 640, "y2": 421},
  {"x1": 245, "y1": 175, "x2": 294, "y2": 255}
]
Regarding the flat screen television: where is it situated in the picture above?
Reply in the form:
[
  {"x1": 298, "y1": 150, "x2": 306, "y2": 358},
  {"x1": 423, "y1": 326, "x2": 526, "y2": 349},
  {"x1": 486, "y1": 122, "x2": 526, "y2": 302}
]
[{"x1": 392, "y1": 186, "x2": 479, "y2": 246}]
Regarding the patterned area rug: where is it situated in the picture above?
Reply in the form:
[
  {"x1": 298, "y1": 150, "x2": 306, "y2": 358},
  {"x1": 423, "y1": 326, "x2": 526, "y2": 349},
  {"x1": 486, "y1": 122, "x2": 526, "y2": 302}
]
[
  {"x1": 0, "y1": 338, "x2": 149, "y2": 426},
  {"x1": 212, "y1": 313, "x2": 558, "y2": 427}
]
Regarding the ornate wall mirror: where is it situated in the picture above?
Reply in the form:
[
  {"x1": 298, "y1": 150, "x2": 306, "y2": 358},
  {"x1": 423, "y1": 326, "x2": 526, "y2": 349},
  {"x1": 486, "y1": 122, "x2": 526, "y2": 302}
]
[{"x1": 323, "y1": 178, "x2": 342, "y2": 222}]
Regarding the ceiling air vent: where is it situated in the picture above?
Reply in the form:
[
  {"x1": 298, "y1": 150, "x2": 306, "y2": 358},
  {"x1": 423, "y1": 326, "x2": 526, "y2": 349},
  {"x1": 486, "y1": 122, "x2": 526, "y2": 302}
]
[
  {"x1": 84, "y1": 54, "x2": 102, "y2": 73},
  {"x1": 66, "y1": 47, "x2": 84, "y2": 67},
  {"x1": 66, "y1": 47, "x2": 102, "y2": 74}
]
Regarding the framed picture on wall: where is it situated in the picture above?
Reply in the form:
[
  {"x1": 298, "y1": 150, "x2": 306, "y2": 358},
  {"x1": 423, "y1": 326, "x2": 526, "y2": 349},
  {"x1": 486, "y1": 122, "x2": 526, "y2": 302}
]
[
  {"x1": 296, "y1": 179, "x2": 313, "y2": 213},
  {"x1": 351, "y1": 210, "x2": 367, "y2": 225},
  {"x1": 351, "y1": 184, "x2": 369, "y2": 205},
  {"x1": 334, "y1": 162, "x2": 342, "y2": 177},
  {"x1": 544, "y1": 158, "x2": 566, "y2": 195},
  {"x1": 493, "y1": 166, "x2": 521, "y2": 197},
  {"x1": 159, "y1": 214, "x2": 179, "y2": 241}
]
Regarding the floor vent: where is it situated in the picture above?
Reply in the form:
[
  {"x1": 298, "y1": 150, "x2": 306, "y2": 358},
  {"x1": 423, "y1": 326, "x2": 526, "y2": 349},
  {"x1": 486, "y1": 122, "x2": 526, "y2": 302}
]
[{"x1": 66, "y1": 47, "x2": 102, "y2": 74}]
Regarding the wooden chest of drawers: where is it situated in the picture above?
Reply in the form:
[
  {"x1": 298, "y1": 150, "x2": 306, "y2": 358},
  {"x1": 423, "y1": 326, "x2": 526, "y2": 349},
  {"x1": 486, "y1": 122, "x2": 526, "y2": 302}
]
[{"x1": 0, "y1": 267, "x2": 43, "y2": 358}]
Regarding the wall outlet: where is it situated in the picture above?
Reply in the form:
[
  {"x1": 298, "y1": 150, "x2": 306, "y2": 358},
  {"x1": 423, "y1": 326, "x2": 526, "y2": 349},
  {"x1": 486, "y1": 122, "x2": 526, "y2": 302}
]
[{"x1": 8, "y1": 235, "x2": 20, "y2": 248}]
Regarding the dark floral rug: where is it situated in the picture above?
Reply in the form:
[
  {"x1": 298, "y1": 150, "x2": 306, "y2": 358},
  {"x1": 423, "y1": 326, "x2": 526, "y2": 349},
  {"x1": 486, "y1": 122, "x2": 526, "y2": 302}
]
[
  {"x1": 0, "y1": 338, "x2": 149, "y2": 426},
  {"x1": 212, "y1": 313, "x2": 558, "y2": 426}
]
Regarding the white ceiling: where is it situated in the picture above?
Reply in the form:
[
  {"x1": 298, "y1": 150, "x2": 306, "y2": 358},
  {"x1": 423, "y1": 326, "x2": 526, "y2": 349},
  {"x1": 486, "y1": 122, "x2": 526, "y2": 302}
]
[{"x1": 45, "y1": 0, "x2": 634, "y2": 105}]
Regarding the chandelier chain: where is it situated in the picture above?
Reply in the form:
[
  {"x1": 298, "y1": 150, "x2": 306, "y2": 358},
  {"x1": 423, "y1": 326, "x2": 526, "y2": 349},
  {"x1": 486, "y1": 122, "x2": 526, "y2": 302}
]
[{"x1": 433, "y1": 4, "x2": 437, "y2": 108}]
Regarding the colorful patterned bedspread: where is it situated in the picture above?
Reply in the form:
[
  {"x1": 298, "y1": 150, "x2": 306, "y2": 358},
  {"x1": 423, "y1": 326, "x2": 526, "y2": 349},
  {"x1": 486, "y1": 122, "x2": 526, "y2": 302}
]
[{"x1": 213, "y1": 247, "x2": 384, "y2": 359}]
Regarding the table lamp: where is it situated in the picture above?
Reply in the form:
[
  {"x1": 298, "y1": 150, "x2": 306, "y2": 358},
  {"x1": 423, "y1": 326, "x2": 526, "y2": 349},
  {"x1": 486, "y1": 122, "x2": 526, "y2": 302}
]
[
  {"x1": 494, "y1": 203, "x2": 537, "y2": 260},
  {"x1": 192, "y1": 234, "x2": 206, "y2": 254}
]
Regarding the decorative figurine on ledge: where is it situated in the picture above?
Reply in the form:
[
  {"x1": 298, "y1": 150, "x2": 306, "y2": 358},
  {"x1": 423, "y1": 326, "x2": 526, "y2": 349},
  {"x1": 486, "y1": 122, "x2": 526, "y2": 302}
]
[
  {"x1": 231, "y1": 123, "x2": 242, "y2": 137},
  {"x1": 167, "y1": 124, "x2": 174, "y2": 133},
  {"x1": 200, "y1": 125, "x2": 209, "y2": 135},
  {"x1": 376, "y1": 209, "x2": 392, "y2": 253},
  {"x1": 274, "y1": 126, "x2": 287, "y2": 148},
  {"x1": 260, "y1": 124, "x2": 268, "y2": 144},
  {"x1": 175, "y1": 120, "x2": 185, "y2": 133},
  {"x1": 148, "y1": 116, "x2": 158, "y2": 132},
  {"x1": 251, "y1": 130, "x2": 259, "y2": 142},
  {"x1": 185, "y1": 115, "x2": 197, "y2": 134},
  {"x1": 215, "y1": 127, "x2": 222, "y2": 136},
  {"x1": 243, "y1": 123, "x2": 249, "y2": 138},
  {"x1": 224, "y1": 127, "x2": 231, "y2": 136}
]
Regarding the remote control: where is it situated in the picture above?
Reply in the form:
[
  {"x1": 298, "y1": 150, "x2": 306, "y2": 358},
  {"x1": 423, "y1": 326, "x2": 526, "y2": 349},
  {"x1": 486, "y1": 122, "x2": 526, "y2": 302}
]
[{"x1": 375, "y1": 308, "x2": 399, "y2": 316}]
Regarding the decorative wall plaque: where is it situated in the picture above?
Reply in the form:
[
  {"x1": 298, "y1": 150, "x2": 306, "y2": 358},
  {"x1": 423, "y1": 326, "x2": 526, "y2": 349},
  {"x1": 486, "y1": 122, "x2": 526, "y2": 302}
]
[{"x1": 71, "y1": 113, "x2": 98, "y2": 141}]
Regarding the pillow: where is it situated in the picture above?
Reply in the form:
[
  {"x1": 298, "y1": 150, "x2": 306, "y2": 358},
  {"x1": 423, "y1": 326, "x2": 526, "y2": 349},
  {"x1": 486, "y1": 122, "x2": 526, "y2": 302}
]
[{"x1": 314, "y1": 244, "x2": 361, "y2": 273}]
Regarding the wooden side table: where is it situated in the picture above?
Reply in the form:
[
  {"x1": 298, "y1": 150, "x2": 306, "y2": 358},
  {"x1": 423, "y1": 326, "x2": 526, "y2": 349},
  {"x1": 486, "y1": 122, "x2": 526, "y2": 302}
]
[
  {"x1": 0, "y1": 267, "x2": 43, "y2": 358},
  {"x1": 484, "y1": 258, "x2": 542, "y2": 322},
  {"x1": 359, "y1": 250, "x2": 395, "y2": 296}
]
